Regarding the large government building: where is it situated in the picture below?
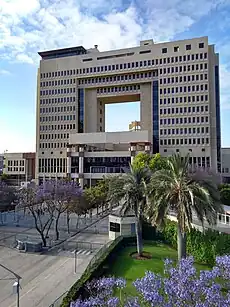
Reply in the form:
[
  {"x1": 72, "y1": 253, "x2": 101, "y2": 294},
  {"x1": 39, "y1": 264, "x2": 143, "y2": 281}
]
[{"x1": 36, "y1": 36, "x2": 221, "y2": 186}]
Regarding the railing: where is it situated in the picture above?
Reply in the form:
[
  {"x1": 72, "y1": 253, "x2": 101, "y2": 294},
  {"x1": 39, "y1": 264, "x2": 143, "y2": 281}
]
[
  {"x1": 168, "y1": 210, "x2": 230, "y2": 228},
  {"x1": 48, "y1": 236, "x2": 122, "y2": 307},
  {"x1": 48, "y1": 291, "x2": 68, "y2": 307}
]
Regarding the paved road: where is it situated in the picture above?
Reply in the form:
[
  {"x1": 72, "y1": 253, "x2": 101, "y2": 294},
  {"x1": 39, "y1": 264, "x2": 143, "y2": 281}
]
[{"x1": 0, "y1": 223, "x2": 110, "y2": 307}]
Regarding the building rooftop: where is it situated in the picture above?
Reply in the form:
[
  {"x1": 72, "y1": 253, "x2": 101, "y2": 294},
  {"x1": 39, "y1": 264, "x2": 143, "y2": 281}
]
[
  {"x1": 69, "y1": 130, "x2": 150, "y2": 145},
  {"x1": 38, "y1": 46, "x2": 87, "y2": 60}
]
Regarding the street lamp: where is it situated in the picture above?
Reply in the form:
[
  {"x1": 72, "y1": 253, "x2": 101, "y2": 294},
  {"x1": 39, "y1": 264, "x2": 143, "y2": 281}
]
[{"x1": 0, "y1": 263, "x2": 22, "y2": 307}]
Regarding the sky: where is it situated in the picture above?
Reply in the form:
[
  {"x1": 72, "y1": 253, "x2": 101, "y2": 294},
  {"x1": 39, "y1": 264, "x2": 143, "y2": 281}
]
[{"x1": 0, "y1": 0, "x2": 230, "y2": 153}]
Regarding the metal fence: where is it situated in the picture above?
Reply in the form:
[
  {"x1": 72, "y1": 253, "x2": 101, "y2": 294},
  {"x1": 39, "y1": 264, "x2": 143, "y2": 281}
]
[
  {"x1": 0, "y1": 210, "x2": 102, "y2": 230},
  {"x1": 0, "y1": 208, "x2": 109, "y2": 250},
  {"x1": 48, "y1": 291, "x2": 68, "y2": 307},
  {"x1": 48, "y1": 236, "x2": 122, "y2": 307},
  {"x1": 168, "y1": 209, "x2": 230, "y2": 229}
]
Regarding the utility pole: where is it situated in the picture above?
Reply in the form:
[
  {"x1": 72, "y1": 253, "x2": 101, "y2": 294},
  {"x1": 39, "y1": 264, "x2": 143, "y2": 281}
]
[{"x1": 0, "y1": 263, "x2": 22, "y2": 307}]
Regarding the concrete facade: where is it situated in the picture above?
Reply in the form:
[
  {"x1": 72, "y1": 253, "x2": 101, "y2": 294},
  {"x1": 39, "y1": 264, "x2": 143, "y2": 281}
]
[
  {"x1": 36, "y1": 36, "x2": 221, "y2": 182},
  {"x1": 109, "y1": 214, "x2": 136, "y2": 240},
  {"x1": 38, "y1": 130, "x2": 151, "y2": 186},
  {"x1": 222, "y1": 148, "x2": 230, "y2": 183},
  {"x1": 3, "y1": 152, "x2": 35, "y2": 186}
]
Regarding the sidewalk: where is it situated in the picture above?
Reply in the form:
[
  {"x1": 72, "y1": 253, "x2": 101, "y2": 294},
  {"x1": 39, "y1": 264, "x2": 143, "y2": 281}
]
[{"x1": 0, "y1": 228, "x2": 110, "y2": 307}]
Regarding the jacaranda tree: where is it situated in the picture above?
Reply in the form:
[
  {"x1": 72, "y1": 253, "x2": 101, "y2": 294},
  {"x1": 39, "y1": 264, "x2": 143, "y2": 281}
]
[
  {"x1": 70, "y1": 255, "x2": 230, "y2": 306},
  {"x1": 18, "y1": 181, "x2": 56, "y2": 247},
  {"x1": 0, "y1": 180, "x2": 17, "y2": 211},
  {"x1": 46, "y1": 179, "x2": 82, "y2": 240},
  {"x1": 19, "y1": 180, "x2": 82, "y2": 244}
]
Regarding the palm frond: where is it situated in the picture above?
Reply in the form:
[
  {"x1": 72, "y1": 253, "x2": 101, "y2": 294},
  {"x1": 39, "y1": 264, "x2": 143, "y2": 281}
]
[{"x1": 146, "y1": 152, "x2": 223, "y2": 231}]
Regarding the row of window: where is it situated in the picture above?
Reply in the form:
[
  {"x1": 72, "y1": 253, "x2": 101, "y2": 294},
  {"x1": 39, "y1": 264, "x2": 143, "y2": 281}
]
[
  {"x1": 40, "y1": 133, "x2": 69, "y2": 140},
  {"x1": 159, "y1": 84, "x2": 208, "y2": 95},
  {"x1": 40, "y1": 124, "x2": 76, "y2": 131},
  {"x1": 160, "y1": 137, "x2": 210, "y2": 146},
  {"x1": 40, "y1": 87, "x2": 76, "y2": 96},
  {"x1": 97, "y1": 84, "x2": 140, "y2": 94},
  {"x1": 76, "y1": 71, "x2": 209, "y2": 90},
  {"x1": 39, "y1": 143, "x2": 67, "y2": 149},
  {"x1": 160, "y1": 74, "x2": 208, "y2": 85},
  {"x1": 160, "y1": 126, "x2": 209, "y2": 135},
  {"x1": 223, "y1": 168, "x2": 229, "y2": 173},
  {"x1": 160, "y1": 63, "x2": 208, "y2": 76},
  {"x1": 160, "y1": 115, "x2": 209, "y2": 124},
  {"x1": 7, "y1": 160, "x2": 24, "y2": 166},
  {"x1": 7, "y1": 167, "x2": 24, "y2": 172},
  {"x1": 38, "y1": 158, "x2": 66, "y2": 173},
  {"x1": 159, "y1": 64, "x2": 208, "y2": 75},
  {"x1": 162, "y1": 42, "x2": 205, "y2": 54},
  {"x1": 40, "y1": 97, "x2": 76, "y2": 105},
  {"x1": 160, "y1": 115, "x2": 210, "y2": 125},
  {"x1": 79, "y1": 70, "x2": 158, "y2": 85},
  {"x1": 160, "y1": 95, "x2": 208, "y2": 104},
  {"x1": 40, "y1": 79, "x2": 76, "y2": 87},
  {"x1": 162, "y1": 155, "x2": 210, "y2": 168},
  {"x1": 40, "y1": 114, "x2": 76, "y2": 123},
  {"x1": 160, "y1": 105, "x2": 209, "y2": 115},
  {"x1": 40, "y1": 105, "x2": 76, "y2": 114},
  {"x1": 40, "y1": 52, "x2": 208, "y2": 79}
]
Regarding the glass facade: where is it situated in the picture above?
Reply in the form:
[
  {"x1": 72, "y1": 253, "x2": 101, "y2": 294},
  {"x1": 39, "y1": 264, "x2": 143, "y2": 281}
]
[
  {"x1": 83, "y1": 156, "x2": 131, "y2": 173},
  {"x1": 71, "y1": 157, "x2": 79, "y2": 173},
  {"x1": 152, "y1": 80, "x2": 159, "y2": 153},
  {"x1": 78, "y1": 88, "x2": 84, "y2": 133},
  {"x1": 215, "y1": 66, "x2": 221, "y2": 172}
]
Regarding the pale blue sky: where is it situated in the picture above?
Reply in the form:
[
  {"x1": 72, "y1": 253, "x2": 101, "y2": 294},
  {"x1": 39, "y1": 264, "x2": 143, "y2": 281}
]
[{"x1": 0, "y1": 0, "x2": 230, "y2": 153}]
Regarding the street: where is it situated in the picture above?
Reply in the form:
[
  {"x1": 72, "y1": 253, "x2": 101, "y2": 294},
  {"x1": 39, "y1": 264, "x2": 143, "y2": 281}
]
[{"x1": 0, "y1": 223, "x2": 110, "y2": 307}]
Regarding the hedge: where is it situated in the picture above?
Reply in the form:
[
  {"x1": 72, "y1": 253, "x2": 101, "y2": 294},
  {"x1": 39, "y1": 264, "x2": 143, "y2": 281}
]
[
  {"x1": 60, "y1": 236, "x2": 124, "y2": 307},
  {"x1": 161, "y1": 220, "x2": 230, "y2": 265},
  {"x1": 60, "y1": 221, "x2": 230, "y2": 305}
]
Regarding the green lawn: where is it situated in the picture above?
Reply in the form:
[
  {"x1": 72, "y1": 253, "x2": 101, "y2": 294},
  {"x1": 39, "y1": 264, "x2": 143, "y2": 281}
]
[{"x1": 106, "y1": 241, "x2": 210, "y2": 296}]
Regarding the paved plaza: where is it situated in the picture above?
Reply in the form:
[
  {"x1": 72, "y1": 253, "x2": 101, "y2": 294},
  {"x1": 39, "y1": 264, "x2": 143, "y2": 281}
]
[{"x1": 0, "y1": 227, "x2": 110, "y2": 307}]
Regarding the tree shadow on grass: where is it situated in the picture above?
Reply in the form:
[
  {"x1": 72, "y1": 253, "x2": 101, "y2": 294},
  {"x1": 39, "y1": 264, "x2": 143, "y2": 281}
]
[{"x1": 106, "y1": 241, "x2": 177, "y2": 279}]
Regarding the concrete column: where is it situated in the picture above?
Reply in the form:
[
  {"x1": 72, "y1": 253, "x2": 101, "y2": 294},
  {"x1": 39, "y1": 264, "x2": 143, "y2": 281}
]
[
  {"x1": 130, "y1": 143, "x2": 137, "y2": 164},
  {"x1": 66, "y1": 147, "x2": 71, "y2": 179},
  {"x1": 79, "y1": 145, "x2": 84, "y2": 188}
]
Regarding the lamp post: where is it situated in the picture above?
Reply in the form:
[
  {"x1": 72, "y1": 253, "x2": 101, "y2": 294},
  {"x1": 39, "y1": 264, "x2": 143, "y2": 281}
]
[{"x1": 0, "y1": 263, "x2": 22, "y2": 307}]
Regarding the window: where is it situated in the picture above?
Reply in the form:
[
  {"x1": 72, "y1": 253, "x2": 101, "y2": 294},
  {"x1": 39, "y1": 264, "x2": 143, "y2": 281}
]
[
  {"x1": 162, "y1": 48, "x2": 167, "y2": 54},
  {"x1": 199, "y1": 42, "x2": 204, "y2": 48},
  {"x1": 174, "y1": 46, "x2": 179, "y2": 52},
  {"x1": 186, "y1": 44, "x2": 191, "y2": 50}
]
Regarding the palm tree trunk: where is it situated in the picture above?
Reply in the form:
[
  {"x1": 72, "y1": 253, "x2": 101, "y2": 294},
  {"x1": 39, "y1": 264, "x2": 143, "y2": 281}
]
[
  {"x1": 135, "y1": 217, "x2": 143, "y2": 256},
  {"x1": 177, "y1": 225, "x2": 187, "y2": 260}
]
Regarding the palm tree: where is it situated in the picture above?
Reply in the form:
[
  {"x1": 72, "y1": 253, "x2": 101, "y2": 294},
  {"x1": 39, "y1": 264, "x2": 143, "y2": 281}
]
[
  {"x1": 147, "y1": 153, "x2": 223, "y2": 261},
  {"x1": 108, "y1": 165, "x2": 150, "y2": 256}
]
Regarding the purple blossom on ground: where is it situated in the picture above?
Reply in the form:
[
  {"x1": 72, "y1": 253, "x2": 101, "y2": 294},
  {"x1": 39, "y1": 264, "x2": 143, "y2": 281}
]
[{"x1": 70, "y1": 256, "x2": 230, "y2": 307}]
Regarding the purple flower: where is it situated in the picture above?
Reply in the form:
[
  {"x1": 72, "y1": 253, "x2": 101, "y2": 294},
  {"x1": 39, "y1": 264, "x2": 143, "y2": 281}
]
[{"x1": 71, "y1": 256, "x2": 230, "y2": 306}]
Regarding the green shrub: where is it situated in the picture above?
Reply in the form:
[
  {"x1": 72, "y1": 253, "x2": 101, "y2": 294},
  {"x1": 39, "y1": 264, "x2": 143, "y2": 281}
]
[
  {"x1": 161, "y1": 220, "x2": 230, "y2": 265},
  {"x1": 220, "y1": 188, "x2": 230, "y2": 206}
]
